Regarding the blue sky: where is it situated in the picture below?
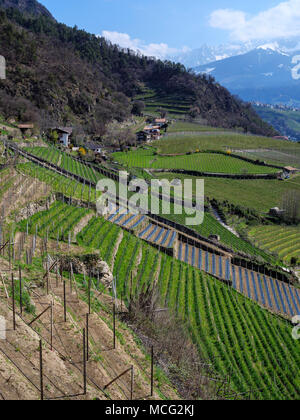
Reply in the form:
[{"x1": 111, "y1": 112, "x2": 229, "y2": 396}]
[{"x1": 41, "y1": 0, "x2": 300, "y2": 56}]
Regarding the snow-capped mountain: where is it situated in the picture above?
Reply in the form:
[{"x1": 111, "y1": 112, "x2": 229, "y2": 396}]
[
  {"x1": 170, "y1": 37, "x2": 300, "y2": 68},
  {"x1": 168, "y1": 42, "x2": 258, "y2": 68},
  {"x1": 194, "y1": 44, "x2": 300, "y2": 106}
]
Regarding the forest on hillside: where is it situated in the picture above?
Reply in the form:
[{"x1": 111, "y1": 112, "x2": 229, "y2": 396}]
[{"x1": 0, "y1": 7, "x2": 277, "y2": 137}]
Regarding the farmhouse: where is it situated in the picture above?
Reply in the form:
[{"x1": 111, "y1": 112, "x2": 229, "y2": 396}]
[
  {"x1": 144, "y1": 125, "x2": 161, "y2": 140},
  {"x1": 86, "y1": 141, "x2": 102, "y2": 155},
  {"x1": 283, "y1": 166, "x2": 299, "y2": 176},
  {"x1": 154, "y1": 118, "x2": 168, "y2": 128},
  {"x1": 137, "y1": 131, "x2": 150, "y2": 142},
  {"x1": 54, "y1": 127, "x2": 73, "y2": 147}
]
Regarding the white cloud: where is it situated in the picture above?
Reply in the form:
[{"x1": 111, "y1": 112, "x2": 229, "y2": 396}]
[
  {"x1": 209, "y1": 0, "x2": 300, "y2": 42},
  {"x1": 101, "y1": 30, "x2": 190, "y2": 59}
]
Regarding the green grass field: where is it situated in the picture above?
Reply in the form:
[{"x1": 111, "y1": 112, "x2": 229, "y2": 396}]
[
  {"x1": 155, "y1": 172, "x2": 300, "y2": 212},
  {"x1": 113, "y1": 149, "x2": 278, "y2": 175},
  {"x1": 167, "y1": 121, "x2": 225, "y2": 133},
  {"x1": 249, "y1": 225, "x2": 300, "y2": 263}
]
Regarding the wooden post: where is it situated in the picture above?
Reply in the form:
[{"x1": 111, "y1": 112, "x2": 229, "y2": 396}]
[
  {"x1": 129, "y1": 272, "x2": 133, "y2": 313},
  {"x1": 50, "y1": 301, "x2": 53, "y2": 351},
  {"x1": 113, "y1": 303, "x2": 116, "y2": 350},
  {"x1": 19, "y1": 266, "x2": 22, "y2": 315},
  {"x1": 83, "y1": 329, "x2": 87, "y2": 395},
  {"x1": 130, "y1": 365, "x2": 134, "y2": 401},
  {"x1": 88, "y1": 276, "x2": 91, "y2": 315},
  {"x1": 69, "y1": 270, "x2": 72, "y2": 294},
  {"x1": 151, "y1": 345, "x2": 154, "y2": 397},
  {"x1": 86, "y1": 313, "x2": 89, "y2": 362},
  {"x1": 46, "y1": 260, "x2": 49, "y2": 295},
  {"x1": 63, "y1": 280, "x2": 67, "y2": 322},
  {"x1": 11, "y1": 273, "x2": 16, "y2": 330},
  {"x1": 39, "y1": 340, "x2": 44, "y2": 401}
]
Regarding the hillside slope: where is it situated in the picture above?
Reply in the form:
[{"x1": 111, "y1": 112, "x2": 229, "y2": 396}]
[{"x1": 0, "y1": 7, "x2": 277, "y2": 137}]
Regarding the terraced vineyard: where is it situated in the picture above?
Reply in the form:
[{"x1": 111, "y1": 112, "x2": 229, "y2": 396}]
[
  {"x1": 113, "y1": 149, "x2": 278, "y2": 174},
  {"x1": 249, "y1": 225, "x2": 300, "y2": 264},
  {"x1": 18, "y1": 202, "x2": 91, "y2": 242},
  {"x1": 177, "y1": 240, "x2": 300, "y2": 318},
  {"x1": 134, "y1": 88, "x2": 192, "y2": 118},
  {"x1": 24, "y1": 147, "x2": 102, "y2": 183},
  {"x1": 77, "y1": 216, "x2": 122, "y2": 267},
  {"x1": 72, "y1": 211, "x2": 300, "y2": 400},
  {"x1": 165, "y1": 211, "x2": 275, "y2": 264},
  {"x1": 14, "y1": 200, "x2": 300, "y2": 399},
  {"x1": 18, "y1": 162, "x2": 100, "y2": 203}
]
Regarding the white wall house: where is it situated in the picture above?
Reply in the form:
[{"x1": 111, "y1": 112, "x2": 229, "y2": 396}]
[{"x1": 55, "y1": 127, "x2": 73, "y2": 147}]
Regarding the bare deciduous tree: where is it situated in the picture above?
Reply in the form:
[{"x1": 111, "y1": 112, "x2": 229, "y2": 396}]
[
  {"x1": 103, "y1": 122, "x2": 136, "y2": 151},
  {"x1": 281, "y1": 190, "x2": 300, "y2": 224}
]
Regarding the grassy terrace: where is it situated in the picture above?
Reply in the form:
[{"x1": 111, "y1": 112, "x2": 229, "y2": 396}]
[
  {"x1": 134, "y1": 87, "x2": 192, "y2": 118},
  {"x1": 234, "y1": 149, "x2": 300, "y2": 169},
  {"x1": 24, "y1": 146, "x2": 103, "y2": 184},
  {"x1": 18, "y1": 201, "x2": 91, "y2": 241},
  {"x1": 154, "y1": 132, "x2": 300, "y2": 156},
  {"x1": 167, "y1": 121, "x2": 226, "y2": 133},
  {"x1": 154, "y1": 172, "x2": 300, "y2": 213},
  {"x1": 163, "y1": 208, "x2": 274, "y2": 263},
  {"x1": 249, "y1": 225, "x2": 300, "y2": 263},
  {"x1": 18, "y1": 162, "x2": 101, "y2": 203},
  {"x1": 112, "y1": 149, "x2": 278, "y2": 175}
]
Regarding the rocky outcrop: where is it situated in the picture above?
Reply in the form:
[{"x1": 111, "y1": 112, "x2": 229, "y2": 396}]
[
  {"x1": 0, "y1": 0, "x2": 54, "y2": 19},
  {"x1": 54, "y1": 254, "x2": 114, "y2": 290}
]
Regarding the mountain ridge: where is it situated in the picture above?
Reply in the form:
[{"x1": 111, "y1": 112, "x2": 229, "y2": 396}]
[
  {"x1": 0, "y1": 6, "x2": 277, "y2": 137},
  {"x1": 0, "y1": 0, "x2": 54, "y2": 19}
]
